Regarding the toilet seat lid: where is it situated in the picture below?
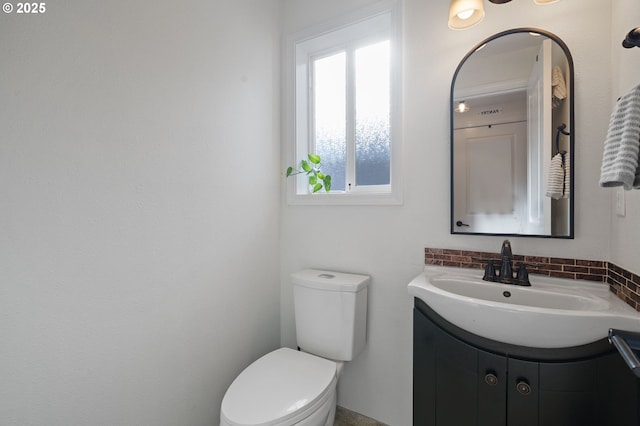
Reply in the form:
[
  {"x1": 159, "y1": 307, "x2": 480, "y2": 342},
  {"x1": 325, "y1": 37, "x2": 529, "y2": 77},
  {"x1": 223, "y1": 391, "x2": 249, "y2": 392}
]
[{"x1": 221, "y1": 348, "x2": 337, "y2": 426}]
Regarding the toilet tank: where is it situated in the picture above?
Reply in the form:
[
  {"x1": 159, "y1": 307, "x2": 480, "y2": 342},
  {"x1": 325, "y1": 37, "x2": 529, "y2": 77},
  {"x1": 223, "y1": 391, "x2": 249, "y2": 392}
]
[{"x1": 292, "y1": 269, "x2": 370, "y2": 361}]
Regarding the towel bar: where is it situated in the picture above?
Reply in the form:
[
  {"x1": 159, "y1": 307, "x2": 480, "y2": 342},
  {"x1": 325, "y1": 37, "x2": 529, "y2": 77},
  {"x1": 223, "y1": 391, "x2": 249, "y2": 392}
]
[
  {"x1": 609, "y1": 329, "x2": 640, "y2": 378},
  {"x1": 555, "y1": 123, "x2": 571, "y2": 154}
]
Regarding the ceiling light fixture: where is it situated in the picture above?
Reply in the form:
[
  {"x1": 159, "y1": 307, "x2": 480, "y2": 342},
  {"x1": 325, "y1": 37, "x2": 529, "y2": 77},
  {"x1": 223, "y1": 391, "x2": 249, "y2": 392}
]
[
  {"x1": 448, "y1": 0, "x2": 561, "y2": 30},
  {"x1": 456, "y1": 101, "x2": 470, "y2": 113},
  {"x1": 622, "y1": 27, "x2": 640, "y2": 49},
  {"x1": 448, "y1": 0, "x2": 485, "y2": 30}
]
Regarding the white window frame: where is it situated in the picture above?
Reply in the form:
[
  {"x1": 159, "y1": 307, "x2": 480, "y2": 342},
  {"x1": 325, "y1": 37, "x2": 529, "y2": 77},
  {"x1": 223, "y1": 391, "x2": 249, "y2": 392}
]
[{"x1": 284, "y1": 1, "x2": 402, "y2": 205}]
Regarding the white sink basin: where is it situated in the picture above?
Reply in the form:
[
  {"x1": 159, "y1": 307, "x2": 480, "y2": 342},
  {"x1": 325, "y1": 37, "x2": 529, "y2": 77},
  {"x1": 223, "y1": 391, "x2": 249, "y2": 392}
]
[{"x1": 408, "y1": 265, "x2": 640, "y2": 348}]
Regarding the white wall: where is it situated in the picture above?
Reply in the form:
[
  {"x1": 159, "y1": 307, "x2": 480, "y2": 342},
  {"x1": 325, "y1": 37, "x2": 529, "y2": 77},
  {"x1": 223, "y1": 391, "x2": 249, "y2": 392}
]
[
  {"x1": 610, "y1": 0, "x2": 640, "y2": 273},
  {"x1": 280, "y1": 1, "x2": 616, "y2": 425},
  {"x1": 0, "y1": 1, "x2": 281, "y2": 424}
]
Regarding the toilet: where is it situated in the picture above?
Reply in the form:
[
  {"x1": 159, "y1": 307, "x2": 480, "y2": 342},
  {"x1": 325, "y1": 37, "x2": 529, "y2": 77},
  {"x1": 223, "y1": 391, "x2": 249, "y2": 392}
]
[{"x1": 220, "y1": 269, "x2": 370, "y2": 426}]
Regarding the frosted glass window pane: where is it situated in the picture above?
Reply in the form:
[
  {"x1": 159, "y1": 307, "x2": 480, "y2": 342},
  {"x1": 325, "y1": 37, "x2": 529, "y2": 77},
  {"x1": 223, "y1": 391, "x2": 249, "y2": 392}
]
[
  {"x1": 314, "y1": 52, "x2": 346, "y2": 191},
  {"x1": 355, "y1": 40, "x2": 390, "y2": 186}
]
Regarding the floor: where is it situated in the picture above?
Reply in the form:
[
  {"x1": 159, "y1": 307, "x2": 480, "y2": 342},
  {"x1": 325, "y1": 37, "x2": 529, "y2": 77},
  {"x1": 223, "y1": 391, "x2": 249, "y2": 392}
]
[{"x1": 334, "y1": 406, "x2": 387, "y2": 426}]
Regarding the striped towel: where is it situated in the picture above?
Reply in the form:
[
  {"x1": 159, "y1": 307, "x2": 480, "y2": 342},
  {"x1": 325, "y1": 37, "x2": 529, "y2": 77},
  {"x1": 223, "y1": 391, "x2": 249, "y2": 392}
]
[
  {"x1": 546, "y1": 152, "x2": 566, "y2": 199},
  {"x1": 552, "y1": 66, "x2": 567, "y2": 109},
  {"x1": 563, "y1": 153, "x2": 570, "y2": 199},
  {"x1": 600, "y1": 83, "x2": 640, "y2": 190}
]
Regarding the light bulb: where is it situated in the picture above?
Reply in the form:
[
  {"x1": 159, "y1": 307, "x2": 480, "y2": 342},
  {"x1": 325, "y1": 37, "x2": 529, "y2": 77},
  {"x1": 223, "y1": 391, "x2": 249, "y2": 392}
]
[
  {"x1": 457, "y1": 102, "x2": 469, "y2": 113},
  {"x1": 448, "y1": 0, "x2": 485, "y2": 30},
  {"x1": 457, "y1": 9, "x2": 474, "y2": 20}
]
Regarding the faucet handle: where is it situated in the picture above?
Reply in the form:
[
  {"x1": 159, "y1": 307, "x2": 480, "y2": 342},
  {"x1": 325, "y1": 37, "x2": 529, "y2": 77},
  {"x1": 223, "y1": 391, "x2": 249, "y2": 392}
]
[
  {"x1": 517, "y1": 263, "x2": 531, "y2": 286},
  {"x1": 482, "y1": 260, "x2": 496, "y2": 281}
]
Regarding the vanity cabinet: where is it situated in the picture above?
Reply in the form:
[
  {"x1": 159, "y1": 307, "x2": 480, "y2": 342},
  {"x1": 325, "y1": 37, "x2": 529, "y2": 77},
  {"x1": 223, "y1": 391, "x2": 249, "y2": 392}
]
[{"x1": 413, "y1": 299, "x2": 640, "y2": 426}]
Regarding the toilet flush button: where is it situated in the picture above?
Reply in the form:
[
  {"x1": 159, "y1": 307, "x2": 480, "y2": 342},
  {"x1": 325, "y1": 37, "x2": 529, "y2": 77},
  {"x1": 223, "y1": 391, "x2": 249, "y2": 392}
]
[{"x1": 318, "y1": 274, "x2": 335, "y2": 279}]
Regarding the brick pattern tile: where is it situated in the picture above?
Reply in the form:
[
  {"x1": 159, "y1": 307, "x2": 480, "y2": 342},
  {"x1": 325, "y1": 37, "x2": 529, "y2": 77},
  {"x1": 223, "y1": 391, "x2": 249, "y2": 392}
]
[{"x1": 607, "y1": 262, "x2": 640, "y2": 311}]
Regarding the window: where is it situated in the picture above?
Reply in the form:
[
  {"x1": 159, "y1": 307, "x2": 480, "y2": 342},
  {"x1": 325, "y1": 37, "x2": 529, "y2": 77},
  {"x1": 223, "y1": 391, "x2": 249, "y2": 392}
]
[{"x1": 287, "y1": 3, "x2": 402, "y2": 205}]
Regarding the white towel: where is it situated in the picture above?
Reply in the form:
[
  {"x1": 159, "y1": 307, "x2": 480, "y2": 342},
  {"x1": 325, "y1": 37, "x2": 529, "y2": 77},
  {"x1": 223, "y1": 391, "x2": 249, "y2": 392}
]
[
  {"x1": 546, "y1": 152, "x2": 565, "y2": 199},
  {"x1": 552, "y1": 66, "x2": 567, "y2": 109},
  {"x1": 600, "y1": 83, "x2": 640, "y2": 190}
]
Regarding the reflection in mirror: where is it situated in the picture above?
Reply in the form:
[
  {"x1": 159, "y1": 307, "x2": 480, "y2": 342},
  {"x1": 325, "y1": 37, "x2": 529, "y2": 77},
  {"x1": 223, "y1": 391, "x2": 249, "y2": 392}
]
[{"x1": 451, "y1": 28, "x2": 574, "y2": 238}]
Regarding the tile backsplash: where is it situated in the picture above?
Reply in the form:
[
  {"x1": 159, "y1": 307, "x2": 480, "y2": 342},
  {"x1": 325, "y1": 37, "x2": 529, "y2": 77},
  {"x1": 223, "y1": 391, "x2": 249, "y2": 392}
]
[
  {"x1": 425, "y1": 247, "x2": 640, "y2": 312},
  {"x1": 608, "y1": 262, "x2": 640, "y2": 312}
]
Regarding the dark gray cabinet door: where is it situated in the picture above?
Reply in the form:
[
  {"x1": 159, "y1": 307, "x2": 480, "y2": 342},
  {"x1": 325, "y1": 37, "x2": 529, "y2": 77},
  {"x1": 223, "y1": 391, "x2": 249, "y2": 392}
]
[
  {"x1": 434, "y1": 325, "x2": 478, "y2": 426},
  {"x1": 413, "y1": 307, "x2": 436, "y2": 426},
  {"x1": 477, "y1": 350, "x2": 507, "y2": 425},
  {"x1": 507, "y1": 358, "x2": 539, "y2": 426},
  {"x1": 538, "y1": 359, "x2": 597, "y2": 426}
]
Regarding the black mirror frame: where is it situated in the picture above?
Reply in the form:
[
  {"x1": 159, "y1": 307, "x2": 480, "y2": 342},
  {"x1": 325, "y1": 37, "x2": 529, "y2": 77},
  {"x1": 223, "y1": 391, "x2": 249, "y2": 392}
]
[{"x1": 450, "y1": 27, "x2": 575, "y2": 239}]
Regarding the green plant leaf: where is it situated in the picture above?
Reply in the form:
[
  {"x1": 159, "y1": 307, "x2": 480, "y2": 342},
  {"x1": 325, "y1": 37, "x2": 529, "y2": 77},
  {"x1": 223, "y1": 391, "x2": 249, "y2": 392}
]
[
  {"x1": 284, "y1": 155, "x2": 330, "y2": 194},
  {"x1": 308, "y1": 153, "x2": 321, "y2": 164}
]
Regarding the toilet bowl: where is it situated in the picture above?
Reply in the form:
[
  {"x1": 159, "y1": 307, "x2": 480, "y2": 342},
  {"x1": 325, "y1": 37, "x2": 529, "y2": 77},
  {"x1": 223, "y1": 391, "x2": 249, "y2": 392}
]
[
  {"x1": 220, "y1": 348, "x2": 341, "y2": 426},
  {"x1": 219, "y1": 269, "x2": 369, "y2": 426}
]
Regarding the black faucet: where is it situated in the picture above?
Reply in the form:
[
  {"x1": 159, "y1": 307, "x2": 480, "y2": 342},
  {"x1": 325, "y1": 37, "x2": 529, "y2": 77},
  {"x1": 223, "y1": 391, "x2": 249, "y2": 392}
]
[{"x1": 482, "y1": 240, "x2": 531, "y2": 286}]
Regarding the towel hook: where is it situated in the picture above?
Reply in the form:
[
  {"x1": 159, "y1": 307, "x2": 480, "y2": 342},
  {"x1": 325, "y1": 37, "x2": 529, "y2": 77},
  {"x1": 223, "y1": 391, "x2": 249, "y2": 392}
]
[
  {"x1": 622, "y1": 27, "x2": 640, "y2": 48},
  {"x1": 555, "y1": 123, "x2": 571, "y2": 154}
]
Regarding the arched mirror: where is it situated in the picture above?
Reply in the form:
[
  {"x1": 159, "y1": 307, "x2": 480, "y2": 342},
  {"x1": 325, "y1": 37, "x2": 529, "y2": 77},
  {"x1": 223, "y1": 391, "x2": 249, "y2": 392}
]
[{"x1": 451, "y1": 28, "x2": 574, "y2": 238}]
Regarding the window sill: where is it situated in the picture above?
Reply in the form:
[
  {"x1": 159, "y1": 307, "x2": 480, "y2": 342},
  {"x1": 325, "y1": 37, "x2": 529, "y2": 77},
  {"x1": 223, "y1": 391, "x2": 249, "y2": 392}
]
[{"x1": 287, "y1": 190, "x2": 402, "y2": 206}]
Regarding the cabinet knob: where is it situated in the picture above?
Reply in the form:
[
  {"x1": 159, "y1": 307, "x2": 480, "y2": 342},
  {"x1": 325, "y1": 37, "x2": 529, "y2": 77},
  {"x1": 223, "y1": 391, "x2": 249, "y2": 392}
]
[
  {"x1": 484, "y1": 372, "x2": 498, "y2": 386},
  {"x1": 516, "y1": 380, "x2": 531, "y2": 395}
]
